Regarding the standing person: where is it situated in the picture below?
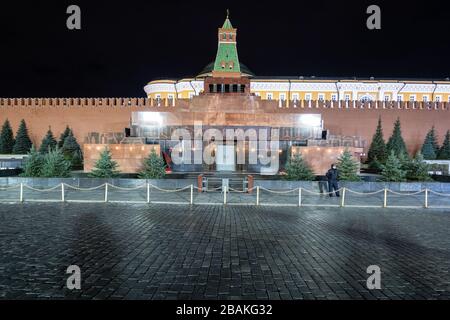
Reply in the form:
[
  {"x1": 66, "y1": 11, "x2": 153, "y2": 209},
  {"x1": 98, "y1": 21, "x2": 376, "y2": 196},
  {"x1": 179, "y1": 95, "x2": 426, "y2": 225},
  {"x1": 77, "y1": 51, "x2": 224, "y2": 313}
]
[{"x1": 326, "y1": 164, "x2": 340, "y2": 197}]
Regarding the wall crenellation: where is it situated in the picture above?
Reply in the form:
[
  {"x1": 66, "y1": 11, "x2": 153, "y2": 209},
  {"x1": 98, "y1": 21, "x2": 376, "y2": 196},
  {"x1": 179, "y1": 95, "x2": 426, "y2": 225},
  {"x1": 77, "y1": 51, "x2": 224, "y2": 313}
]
[{"x1": 1, "y1": 97, "x2": 450, "y2": 111}]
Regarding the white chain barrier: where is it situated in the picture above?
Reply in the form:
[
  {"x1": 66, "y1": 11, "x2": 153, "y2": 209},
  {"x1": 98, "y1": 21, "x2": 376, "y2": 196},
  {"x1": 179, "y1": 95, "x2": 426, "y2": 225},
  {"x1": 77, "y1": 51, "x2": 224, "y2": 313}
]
[
  {"x1": 106, "y1": 183, "x2": 146, "y2": 191},
  {"x1": 428, "y1": 190, "x2": 450, "y2": 197},
  {"x1": 0, "y1": 183, "x2": 449, "y2": 208},
  {"x1": 0, "y1": 184, "x2": 21, "y2": 191},
  {"x1": 23, "y1": 184, "x2": 62, "y2": 192},
  {"x1": 386, "y1": 189, "x2": 425, "y2": 196},
  {"x1": 63, "y1": 183, "x2": 107, "y2": 191}
]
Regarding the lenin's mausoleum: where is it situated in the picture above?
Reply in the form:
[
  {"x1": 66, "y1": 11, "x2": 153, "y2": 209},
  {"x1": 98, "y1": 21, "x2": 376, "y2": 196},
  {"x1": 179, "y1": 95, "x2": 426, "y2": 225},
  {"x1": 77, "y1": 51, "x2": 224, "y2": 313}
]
[{"x1": 1, "y1": 14, "x2": 450, "y2": 175}]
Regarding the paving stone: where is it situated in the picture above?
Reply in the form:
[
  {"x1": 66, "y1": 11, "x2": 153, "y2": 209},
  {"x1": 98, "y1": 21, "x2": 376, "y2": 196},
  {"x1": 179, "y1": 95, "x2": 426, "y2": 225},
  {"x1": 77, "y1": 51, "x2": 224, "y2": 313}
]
[{"x1": 0, "y1": 202, "x2": 448, "y2": 300}]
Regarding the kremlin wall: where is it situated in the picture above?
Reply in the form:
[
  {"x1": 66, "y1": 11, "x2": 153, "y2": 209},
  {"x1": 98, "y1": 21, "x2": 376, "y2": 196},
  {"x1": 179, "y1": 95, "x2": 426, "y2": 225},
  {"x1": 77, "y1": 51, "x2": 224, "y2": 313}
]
[{"x1": 0, "y1": 96, "x2": 449, "y2": 157}]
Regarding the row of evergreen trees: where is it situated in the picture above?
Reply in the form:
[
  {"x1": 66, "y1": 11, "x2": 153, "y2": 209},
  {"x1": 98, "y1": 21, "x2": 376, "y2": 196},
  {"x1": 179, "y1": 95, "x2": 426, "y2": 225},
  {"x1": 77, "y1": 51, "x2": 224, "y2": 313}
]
[
  {"x1": 367, "y1": 117, "x2": 450, "y2": 168},
  {"x1": 40, "y1": 126, "x2": 83, "y2": 169},
  {"x1": 0, "y1": 119, "x2": 33, "y2": 154},
  {"x1": 22, "y1": 146, "x2": 166, "y2": 179},
  {"x1": 0, "y1": 119, "x2": 84, "y2": 168},
  {"x1": 21, "y1": 147, "x2": 72, "y2": 178},
  {"x1": 420, "y1": 127, "x2": 450, "y2": 160},
  {"x1": 89, "y1": 148, "x2": 166, "y2": 179},
  {"x1": 285, "y1": 149, "x2": 361, "y2": 181},
  {"x1": 380, "y1": 151, "x2": 431, "y2": 182},
  {"x1": 285, "y1": 148, "x2": 432, "y2": 182}
]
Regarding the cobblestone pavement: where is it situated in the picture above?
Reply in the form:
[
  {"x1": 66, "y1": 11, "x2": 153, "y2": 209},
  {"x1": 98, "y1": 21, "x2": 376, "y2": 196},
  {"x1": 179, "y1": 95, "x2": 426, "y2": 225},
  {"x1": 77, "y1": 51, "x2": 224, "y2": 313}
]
[{"x1": 0, "y1": 203, "x2": 449, "y2": 300}]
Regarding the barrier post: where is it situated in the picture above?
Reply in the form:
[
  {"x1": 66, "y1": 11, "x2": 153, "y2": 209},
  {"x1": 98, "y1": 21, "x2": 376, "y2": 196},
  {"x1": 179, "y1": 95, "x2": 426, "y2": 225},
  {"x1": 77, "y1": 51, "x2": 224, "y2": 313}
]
[
  {"x1": 61, "y1": 183, "x2": 65, "y2": 202},
  {"x1": 190, "y1": 184, "x2": 193, "y2": 205},
  {"x1": 223, "y1": 186, "x2": 227, "y2": 205},
  {"x1": 147, "y1": 183, "x2": 150, "y2": 203},
  {"x1": 256, "y1": 186, "x2": 260, "y2": 206},
  {"x1": 20, "y1": 183, "x2": 23, "y2": 202},
  {"x1": 424, "y1": 189, "x2": 428, "y2": 208},
  {"x1": 340, "y1": 188, "x2": 346, "y2": 207},
  {"x1": 383, "y1": 188, "x2": 387, "y2": 208},
  {"x1": 104, "y1": 183, "x2": 108, "y2": 202},
  {"x1": 298, "y1": 188, "x2": 302, "y2": 207}
]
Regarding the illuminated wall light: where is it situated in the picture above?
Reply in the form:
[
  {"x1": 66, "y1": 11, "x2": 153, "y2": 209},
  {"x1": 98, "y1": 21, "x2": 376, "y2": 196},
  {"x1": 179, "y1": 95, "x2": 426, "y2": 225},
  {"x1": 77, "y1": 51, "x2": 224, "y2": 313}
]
[
  {"x1": 115, "y1": 146, "x2": 119, "y2": 150},
  {"x1": 96, "y1": 146, "x2": 101, "y2": 151}
]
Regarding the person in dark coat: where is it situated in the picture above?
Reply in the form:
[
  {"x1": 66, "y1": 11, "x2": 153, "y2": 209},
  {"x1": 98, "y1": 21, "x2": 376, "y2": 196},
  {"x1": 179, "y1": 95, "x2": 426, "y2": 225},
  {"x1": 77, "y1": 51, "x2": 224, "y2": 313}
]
[{"x1": 326, "y1": 163, "x2": 340, "y2": 197}]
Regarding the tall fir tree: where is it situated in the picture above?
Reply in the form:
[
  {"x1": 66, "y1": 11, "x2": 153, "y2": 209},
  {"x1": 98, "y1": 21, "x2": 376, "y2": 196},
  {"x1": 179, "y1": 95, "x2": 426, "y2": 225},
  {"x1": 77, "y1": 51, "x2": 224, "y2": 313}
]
[
  {"x1": 336, "y1": 149, "x2": 361, "y2": 181},
  {"x1": 437, "y1": 130, "x2": 450, "y2": 160},
  {"x1": 138, "y1": 149, "x2": 166, "y2": 179},
  {"x1": 40, "y1": 147, "x2": 71, "y2": 178},
  {"x1": 421, "y1": 127, "x2": 438, "y2": 159},
  {"x1": 421, "y1": 132, "x2": 436, "y2": 160},
  {"x1": 406, "y1": 152, "x2": 432, "y2": 181},
  {"x1": 428, "y1": 126, "x2": 439, "y2": 154},
  {"x1": 284, "y1": 152, "x2": 315, "y2": 181},
  {"x1": 20, "y1": 145, "x2": 44, "y2": 177},
  {"x1": 12, "y1": 119, "x2": 32, "y2": 154},
  {"x1": 0, "y1": 119, "x2": 15, "y2": 154},
  {"x1": 89, "y1": 148, "x2": 120, "y2": 178},
  {"x1": 62, "y1": 130, "x2": 83, "y2": 167},
  {"x1": 58, "y1": 126, "x2": 71, "y2": 149},
  {"x1": 367, "y1": 116, "x2": 387, "y2": 166},
  {"x1": 381, "y1": 150, "x2": 407, "y2": 182},
  {"x1": 39, "y1": 127, "x2": 57, "y2": 153},
  {"x1": 386, "y1": 118, "x2": 408, "y2": 157}
]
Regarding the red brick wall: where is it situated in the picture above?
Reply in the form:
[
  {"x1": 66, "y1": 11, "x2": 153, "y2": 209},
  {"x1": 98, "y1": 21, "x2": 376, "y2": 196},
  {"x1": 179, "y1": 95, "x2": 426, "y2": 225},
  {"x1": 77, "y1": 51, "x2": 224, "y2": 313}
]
[{"x1": 0, "y1": 98, "x2": 449, "y2": 157}]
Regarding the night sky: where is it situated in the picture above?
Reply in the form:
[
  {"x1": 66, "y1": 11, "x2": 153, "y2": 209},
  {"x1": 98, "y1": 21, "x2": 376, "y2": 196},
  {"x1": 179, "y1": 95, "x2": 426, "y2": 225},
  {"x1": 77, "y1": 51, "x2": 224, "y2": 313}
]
[{"x1": 1, "y1": 0, "x2": 450, "y2": 97}]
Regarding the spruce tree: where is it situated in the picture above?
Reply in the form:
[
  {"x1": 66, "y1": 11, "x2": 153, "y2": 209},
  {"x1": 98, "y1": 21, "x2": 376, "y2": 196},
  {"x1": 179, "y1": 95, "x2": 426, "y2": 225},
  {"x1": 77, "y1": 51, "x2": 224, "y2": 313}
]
[
  {"x1": 368, "y1": 156, "x2": 384, "y2": 171},
  {"x1": 381, "y1": 150, "x2": 407, "y2": 182},
  {"x1": 406, "y1": 152, "x2": 432, "y2": 181},
  {"x1": 12, "y1": 119, "x2": 32, "y2": 154},
  {"x1": 40, "y1": 147, "x2": 71, "y2": 178},
  {"x1": 138, "y1": 149, "x2": 166, "y2": 179},
  {"x1": 386, "y1": 118, "x2": 408, "y2": 157},
  {"x1": 0, "y1": 119, "x2": 15, "y2": 154},
  {"x1": 39, "y1": 127, "x2": 57, "y2": 153},
  {"x1": 62, "y1": 130, "x2": 82, "y2": 167},
  {"x1": 20, "y1": 145, "x2": 44, "y2": 177},
  {"x1": 437, "y1": 130, "x2": 450, "y2": 160},
  {"x1": 428, "y1": 126, "x2": 439, "y2": 154},
  {"x1": 336, "y1": 149, "x2": 361, "y2": 181},
  {"x1": 284, "y1": 152, "x2": 315, "y2": 181},
  {"x1": 367, "y1": 116, "x2": 387, "y2": 165},
  {"x1": 89, "y1": 148, "x2": 120, "y2": 178},
  {"x1": 398, "y1": 152, "x2": 412, "y2": 172},
  {"x1": 58, "y1": 126, "x2": 71, "y2": 149},
  {"x1": 421, "y1": 132, "x2": 436, "y2": 160}
]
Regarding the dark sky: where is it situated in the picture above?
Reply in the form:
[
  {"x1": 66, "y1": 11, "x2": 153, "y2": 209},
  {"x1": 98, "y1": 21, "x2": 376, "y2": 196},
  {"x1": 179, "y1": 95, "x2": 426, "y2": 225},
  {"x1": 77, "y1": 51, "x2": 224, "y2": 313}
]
[{"x1": 1, "y1": 0, "x2": 450, "y2": 97}]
